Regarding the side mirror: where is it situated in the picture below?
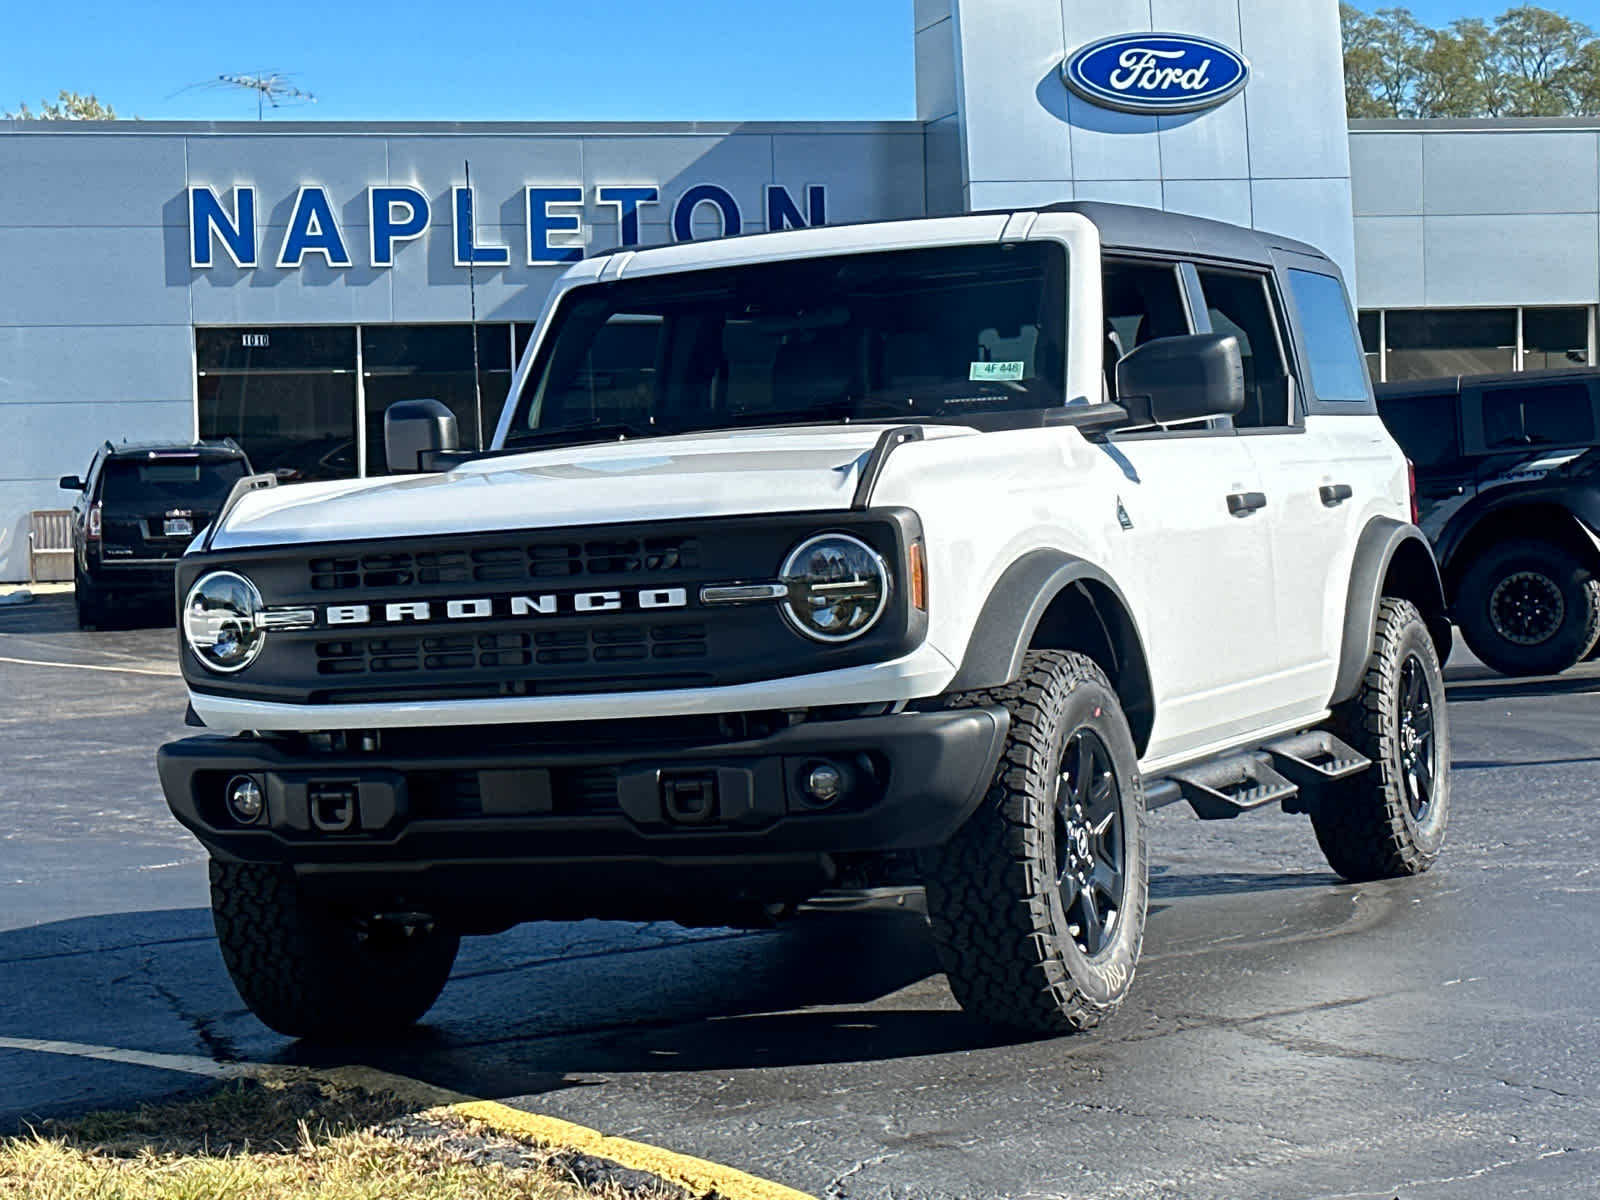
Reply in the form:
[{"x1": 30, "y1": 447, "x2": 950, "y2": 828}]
[
  {"x1": 1115, "y1": 334, "x2": 1245, "y2": 426},
  {"x1": 384, "y1": 398, "x2": 459, "y2": 473},
  {"x1": 59, "y1": 475, "x2": 85, "y2": 491}
]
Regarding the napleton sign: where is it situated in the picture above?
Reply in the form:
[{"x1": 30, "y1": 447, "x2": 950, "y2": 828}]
[{"x1": 187, "y1": 182, "x2": 829, "y2": 271}]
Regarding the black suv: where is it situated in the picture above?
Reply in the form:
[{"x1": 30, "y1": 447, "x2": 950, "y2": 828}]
[
  {"x1": 1376, "y1": 369, "x2": 1600, "y2": 676},
  {"x1": 59, "y1": 441, "x2": 252, "y2": 629}
]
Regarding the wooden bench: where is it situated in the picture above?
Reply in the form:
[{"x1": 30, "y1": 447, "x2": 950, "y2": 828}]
[{"x1": 27, "y1": 509, "x2": 74, "y2": 584}]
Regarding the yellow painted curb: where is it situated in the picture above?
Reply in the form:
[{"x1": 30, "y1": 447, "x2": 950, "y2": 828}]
[{"x1": 449, "y1": 1098, "x2": 819, "y2": 1200}]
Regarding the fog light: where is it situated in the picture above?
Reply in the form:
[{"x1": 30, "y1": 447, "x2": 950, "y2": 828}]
[
  {"x1": 226, "y1": 775, "x2": 264, "y2": 824},
  {"x1": 804, "y1": 762, "x2": 845, "y2": 805}
]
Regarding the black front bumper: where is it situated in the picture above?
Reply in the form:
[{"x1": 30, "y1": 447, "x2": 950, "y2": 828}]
[{"x1": 157, "y1": 707, "x2": 1008, "y2": 920}]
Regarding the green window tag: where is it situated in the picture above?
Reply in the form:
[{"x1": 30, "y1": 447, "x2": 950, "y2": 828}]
[{"x1": 970, "y1": 361, "x2": 1024, "y2": 381}]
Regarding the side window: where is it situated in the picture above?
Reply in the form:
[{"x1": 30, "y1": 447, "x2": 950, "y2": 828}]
[
  {"x1": 1195, "y1": 268, "x2": 1293, "y2": 429},
  {"x1": 1479, "y1": 382, "x2": 1596, "y2": 450},
  {"x1": 1287, "y1": 270, "x2": 1370, "y2": 404},
  {"x1": 1100, "y1": 260, "x2": 1192, "y2": 403}
]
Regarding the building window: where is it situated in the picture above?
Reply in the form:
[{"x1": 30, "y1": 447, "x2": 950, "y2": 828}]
[
  {"x1": 196, "y1": 325, "x2": 519, "y2": 481},
  {"x1": 1524, "y1": 308, "x2": 1591, "y2": 372},
  {"x1": 1359, "y1": 311, "x2": 1382, "y2": 383},
  {"x1": 361, "y1": 325, "x2": 513, "y2": 474},
  {"x1": 196, "y1": 327, "x2": 359, "y2": 483},
  {"x1": 1385, "y1": 309, "x2": 1516, "y2": 382},
  {"x1": 1358, "y1": 306, "x2": 1596, "y2": 383}
]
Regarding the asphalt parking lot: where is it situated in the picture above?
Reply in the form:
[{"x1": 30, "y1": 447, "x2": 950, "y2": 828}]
[{"x1": 3, "y1": 590, "x2": 1600, "y2": 1199}]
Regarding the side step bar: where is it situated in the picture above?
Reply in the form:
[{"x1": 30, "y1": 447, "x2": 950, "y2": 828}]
[{"x1": 1157, "y1": 732, "x2": 1371, "y2": 821}]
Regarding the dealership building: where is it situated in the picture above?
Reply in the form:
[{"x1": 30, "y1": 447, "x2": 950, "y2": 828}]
[{"x1": 3, "y1": 0, "x2": 1599, "y2": 579}]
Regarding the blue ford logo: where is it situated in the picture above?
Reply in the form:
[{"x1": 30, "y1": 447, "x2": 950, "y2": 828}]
[{"x1": 1062, "y1": 32, "x2": 1250, "y2": 116}]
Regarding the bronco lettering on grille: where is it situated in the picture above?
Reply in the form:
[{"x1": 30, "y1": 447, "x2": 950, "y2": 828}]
[{"x1": 320, "y1": 587, "x2": 689, "y2": 627}]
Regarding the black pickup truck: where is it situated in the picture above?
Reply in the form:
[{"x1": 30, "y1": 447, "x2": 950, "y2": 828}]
[{"x1": 1376, "y1": 369, "x2": 1600, "y2": 676}]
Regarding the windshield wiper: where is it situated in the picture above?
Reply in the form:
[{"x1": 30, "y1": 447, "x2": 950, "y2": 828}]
[{"x1": 504, "y1": 419, "x2": 659, "y2": 449}]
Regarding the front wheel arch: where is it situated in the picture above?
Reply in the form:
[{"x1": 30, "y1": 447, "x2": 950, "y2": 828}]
[{"x1": 948, "y1": 551, "x2": 1155, "y2": 757}]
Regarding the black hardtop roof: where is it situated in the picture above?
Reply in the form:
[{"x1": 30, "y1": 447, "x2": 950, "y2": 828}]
[
  {"x1": 102, "y1": 438, "x2": 246, "y2": 459},
  {"x1": 1036, "y1": 201, "x2": 1330, "y2": 269},
  {"x1": 592, "y1": 201, "x2": 1337, "y2": 272},
  {"x1": 1376, "y1": 367, "x2": 1600, "y2": 400}
]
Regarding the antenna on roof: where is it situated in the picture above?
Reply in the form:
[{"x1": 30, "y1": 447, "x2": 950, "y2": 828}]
[{"x1": 210, "y1": 72, "x2": 317, "y2": 121}]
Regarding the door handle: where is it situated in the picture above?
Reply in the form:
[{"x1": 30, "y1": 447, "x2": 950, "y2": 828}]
[
  {"x1": 1227, "y1": 491, "x2": 1268, "y2": 516},
  {"x1": 1319, "y1": 483, "x2": 1354, "y2": 507}
]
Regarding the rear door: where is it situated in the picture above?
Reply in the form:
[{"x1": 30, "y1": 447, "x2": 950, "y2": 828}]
[
  {"x1": 1243, "y1": 259, "x2": 1406, "y2": 714},
  {"x1": 97, "y1": 453, "x2": 249, "y2": 562}
]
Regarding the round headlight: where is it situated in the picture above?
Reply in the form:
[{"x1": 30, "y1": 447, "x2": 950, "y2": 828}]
[
  {"x1": 780, "y1": 534, "x2": 891, "y2": 642},
  {"x1": 183, "y1": 570, "x2": 265, "y2": 673}
]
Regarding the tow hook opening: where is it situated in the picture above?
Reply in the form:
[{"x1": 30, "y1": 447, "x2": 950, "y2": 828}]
[
  {"x1": 309, "y1": 781, "x2": 358, "y2": 833},
  {"x1": 661, "y1": 772, "x2": 718, "y2": 825}
]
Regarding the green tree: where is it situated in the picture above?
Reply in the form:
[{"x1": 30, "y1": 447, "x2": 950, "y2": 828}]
[
  {"x1": 4, "y1": 89, "x2": 120, "y2": 120},
  {"x1": 1492, "y1": 4, "x2": 1592, "y2": 114},
  {"x1": 1343, "y1": 4, "x2": 1600, "y2": 117}
]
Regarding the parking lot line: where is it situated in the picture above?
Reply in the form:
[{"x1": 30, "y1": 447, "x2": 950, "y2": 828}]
[
  {"x1": 0, "y1": 654, "x2": 180, "y2": 679},
  {"x1": 0, "y1": 1036, "x2": 238, "y2": 1079}
]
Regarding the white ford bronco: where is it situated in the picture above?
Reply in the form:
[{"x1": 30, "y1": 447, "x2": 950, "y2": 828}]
[{"x1": 161, "y1": 202, "x2": 1454, "y2": 1041}]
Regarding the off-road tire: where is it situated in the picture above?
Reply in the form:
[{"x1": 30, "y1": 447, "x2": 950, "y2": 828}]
[
  {"x1": 920, "y1": 650, "x2": 1147, "y2": 1036},
  {"x1": 1313, "y1": 599, "x2": 1450, "y2": 881},
  {"x1": 1456, "y1": 539, "x2": 1600, "y2": 677},
  {"x1": 210, "y1": 860, "x2": 459, "y2": 1041}
]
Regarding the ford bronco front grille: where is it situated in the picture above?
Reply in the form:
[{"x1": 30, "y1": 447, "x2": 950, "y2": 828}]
[
  {"x1": 313, "y1": 625, "x2": 709, "y2": 676},
  {"x1": 179, "y1": 511, "x2": 924, "y2": 704},
  {"x1": 308, "y1": 535, "x2": 701, "y2": 591}
]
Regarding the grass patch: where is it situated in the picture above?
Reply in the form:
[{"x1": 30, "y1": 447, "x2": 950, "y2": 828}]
[{"x1": 2, "y1": 1074, "x2": 681, "y2": 1199}]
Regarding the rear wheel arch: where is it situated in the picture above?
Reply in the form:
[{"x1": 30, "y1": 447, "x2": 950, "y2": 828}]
[
  {"x1": 949, "y1": 551, "x2": 1155, "y2": 757},
  {"x1": 1441, "y1": 502, "x2": 1600, "y2": 596},
  {"x1": 1333, "y1": 519, "x2": 1450, "y2": 707}
]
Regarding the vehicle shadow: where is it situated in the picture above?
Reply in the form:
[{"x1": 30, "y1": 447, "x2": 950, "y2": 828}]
[
  {"x1": 1, "y1": 861, "x2": 1382, "y2": 1126},
  {"x1": 0, "y1": 591, "x2": 172, "y2": 635},
  {"x1": 1445, "y1": 671, "x2": 1600, "y2": 703}
]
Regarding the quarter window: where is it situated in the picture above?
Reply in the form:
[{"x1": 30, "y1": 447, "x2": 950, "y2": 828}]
[{"x1": 1287, "y1": 270, "x2": 1370, "y2": 404}]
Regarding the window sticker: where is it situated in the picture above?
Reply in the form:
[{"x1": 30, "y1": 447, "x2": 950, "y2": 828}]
[{"x1": 970, "y1": 361, "x2": 1024, "y2": 382}]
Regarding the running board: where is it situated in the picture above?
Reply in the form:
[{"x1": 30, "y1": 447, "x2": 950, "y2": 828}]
[
  {"x1": 1262, "y1": 731, "x2": 1371, "y2": 815},
  {"x1": 1168, "y1": 754, "x2": 1299, "y2": 820}
]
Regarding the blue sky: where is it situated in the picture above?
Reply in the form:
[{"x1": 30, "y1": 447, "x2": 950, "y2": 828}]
[{"x1": 2, "y1": 1, "x2": 1597, "y2": 123}]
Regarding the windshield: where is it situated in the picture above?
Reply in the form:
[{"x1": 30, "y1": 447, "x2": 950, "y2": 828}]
[
  {"x1": 101, "y1": 456, "x2": 247, "y2": 505},
  {"x1": 505, "y1": 241, "x2": 1068, "y2": 446}
]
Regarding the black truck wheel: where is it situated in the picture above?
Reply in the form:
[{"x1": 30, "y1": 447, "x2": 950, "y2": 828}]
[
  {"x1": 920, "y1": 650, "x2": 1147, "y2": 1035},
  {"x1": 1456, "y1": 539, "x2": 1600, "y2": 677},
  {"x1": 210, "y1": 860, "x2": 459, "y2": 1041},
  {"x1": 1313, "y1": 599, "x2": 1450, "y2": 882},
  {"x1": 73, "y1": 568, "x2": 104, "y2": 630}
]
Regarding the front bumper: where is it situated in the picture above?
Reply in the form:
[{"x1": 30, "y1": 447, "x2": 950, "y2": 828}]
[{"x1": 158, "y1": 706, "x2": 1008, "y2": 919}]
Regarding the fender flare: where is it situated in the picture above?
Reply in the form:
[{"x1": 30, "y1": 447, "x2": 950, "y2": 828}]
[
  {"x1": 1332, "y1": 517, "x2": 1450, "y2": 706},
  {"x1": 948, "y1": 549, "x2": 1143, "y2": 693},
  {"x1": 1435, "y1": 488, "x2": 1600, "y2": 585}
]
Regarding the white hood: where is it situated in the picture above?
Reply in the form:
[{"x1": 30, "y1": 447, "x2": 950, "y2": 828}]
[{"x1": 208, "y1": 424, "x2": 973, "y2": 550}]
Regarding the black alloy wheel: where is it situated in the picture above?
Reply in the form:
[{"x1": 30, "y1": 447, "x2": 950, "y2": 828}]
[
  {"x1": 1396, "y1": 652, "x2": 1439, "y2": 823},
  {"x1": 1488, "y1": 570, "x2": 1565, "y2": 647},
  {"x1": 1055, "y1": 729, "x2": 1126, "y2": 958}
]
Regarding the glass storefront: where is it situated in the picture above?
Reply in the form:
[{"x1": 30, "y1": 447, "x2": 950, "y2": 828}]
[
  {"x1": 197, "y1": 324, "x2": 520, "y2": 481},
  {"x1": 1360, "y1": 306, "x2": 1597, "y2": 384}
]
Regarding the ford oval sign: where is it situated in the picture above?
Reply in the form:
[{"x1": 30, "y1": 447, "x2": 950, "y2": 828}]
[{"x1": 1062, "y1": 33, "x2": 1250, "y2": 116}]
